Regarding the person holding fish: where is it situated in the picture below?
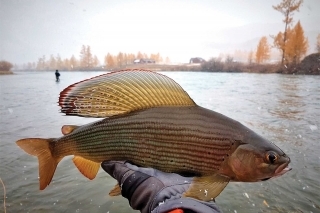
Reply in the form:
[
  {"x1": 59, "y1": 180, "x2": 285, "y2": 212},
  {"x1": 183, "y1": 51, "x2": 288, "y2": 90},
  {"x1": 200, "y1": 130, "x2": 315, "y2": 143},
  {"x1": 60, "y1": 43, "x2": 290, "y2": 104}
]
[
  {"x1": 16, "y1": 69, "x2": 291, "y2": 212},
  {"x1": 101, "y1": 160, "x2": 222, "y2": 213}
]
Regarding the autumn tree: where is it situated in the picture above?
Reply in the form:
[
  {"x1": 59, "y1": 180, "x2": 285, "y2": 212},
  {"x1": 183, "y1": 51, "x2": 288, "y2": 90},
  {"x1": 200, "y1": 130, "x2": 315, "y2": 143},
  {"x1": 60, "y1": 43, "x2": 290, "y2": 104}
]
[
  {"x1": 272, "y1": 0, "x2": 303, "y2": 65},
  {"x1": 255, "y1": 36, "x2": 270, "y2": 64},
  {"x1": 36, "y1": 55, "x2": 46, "y2": 70},
  {"x1": 49, "y1": 54, "x2": 56, "y2": 69},
  {"x1": 105, "y1": 53, "x2": 116, "y2": 69},
  {"x1": 92, "y1": 55, "x2": 100, "y2": 67},
  {"x1": 80, "y1": 45, "x2": 93, "y2": 69},
  {"x1": 136, "y1": 51, "x2": 143, "y2": 59},
  {"x1": 150, "y1": 53, "x2": 162, "y2": 62},
  {"x1": 127, "y1": 53, "x2": 136, "y2": 64},
  {"x1": 0, "y1": 60, "x2": 13, "y2": 71},
  {"x1": 63, "y1": 58, "x2": 70, "y2": 70},
  {"x1": 56, "y1": 54, "x2": 62, "y2": 69},
  {"x1": 285, "y1": 21, "x2": 308, "y2": 64},
  {"x1": 116, "y1": 52, "x2": 125, "y2": 67},
  {"x1": 70, "y1": 55, "x2": 78, "y2": 70},
  {"x1": 316, "y1": 34, "x2": 320, "y2": 53}
]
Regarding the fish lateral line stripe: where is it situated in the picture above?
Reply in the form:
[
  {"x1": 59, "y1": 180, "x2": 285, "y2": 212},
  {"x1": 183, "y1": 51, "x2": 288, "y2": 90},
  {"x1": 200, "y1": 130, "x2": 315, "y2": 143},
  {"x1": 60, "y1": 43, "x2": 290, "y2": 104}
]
[
  {"x1": 66, "y1": 133, "x2": 234, "y2": 153},
  {"x1": 78, "y1": 143, "x2": 230, "y2": 159},
  {"x1": 79, "y1": 119, "x2": 239, "y2": 140},
  {"x1": 76, "y1": 133, "x2": 235, "y2": 150},
  {"x1": 72, "y1": 135, "x2": 233, "y2": 151},
  {"x1": 73, "y1": 142, "x2": 228, "y2": 166},
  {"x1": 101, "y1": 116, "x2": 241, "y2": 134}
]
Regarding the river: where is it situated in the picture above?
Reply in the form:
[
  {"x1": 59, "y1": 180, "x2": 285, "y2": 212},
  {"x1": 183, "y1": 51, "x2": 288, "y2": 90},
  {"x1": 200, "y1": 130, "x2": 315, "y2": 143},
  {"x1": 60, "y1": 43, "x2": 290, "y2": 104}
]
[{"x1": 0, "y1": 71, "x2": 319, "y2": 213}]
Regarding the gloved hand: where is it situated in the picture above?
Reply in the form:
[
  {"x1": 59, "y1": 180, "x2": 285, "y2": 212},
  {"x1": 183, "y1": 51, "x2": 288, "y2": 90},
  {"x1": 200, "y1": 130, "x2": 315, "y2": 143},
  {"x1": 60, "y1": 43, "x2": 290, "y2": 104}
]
[{"x1": 101, "y1": 161, "x2": 222, "y2": 213}]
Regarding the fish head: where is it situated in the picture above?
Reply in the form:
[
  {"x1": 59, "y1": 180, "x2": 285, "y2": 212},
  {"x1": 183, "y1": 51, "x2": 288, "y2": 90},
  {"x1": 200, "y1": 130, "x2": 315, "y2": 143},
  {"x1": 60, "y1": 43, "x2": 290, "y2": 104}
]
[{"x1": 223, "y1": 132, "x2": 291, "y2": 182}]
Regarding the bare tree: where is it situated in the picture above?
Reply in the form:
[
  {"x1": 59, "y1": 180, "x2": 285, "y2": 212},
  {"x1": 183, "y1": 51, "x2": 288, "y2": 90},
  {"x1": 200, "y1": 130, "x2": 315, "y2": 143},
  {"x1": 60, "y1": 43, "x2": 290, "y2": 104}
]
[{"x1": 272, "y1": 0, "x2": 303, "y2": 65}]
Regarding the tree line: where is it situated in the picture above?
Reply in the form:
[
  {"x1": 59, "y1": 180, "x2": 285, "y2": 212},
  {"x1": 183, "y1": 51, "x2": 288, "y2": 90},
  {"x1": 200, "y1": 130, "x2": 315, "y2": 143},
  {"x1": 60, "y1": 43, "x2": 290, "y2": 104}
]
[
  {"x1": 6, "y1": 0, "x2": 320, "y2": 72},
  {"x1": 22, "y1": 45, "x2": 170, "y2": 71},
  {"x1": 202, "y1": 0, "x2": 319, "y2": 74}
]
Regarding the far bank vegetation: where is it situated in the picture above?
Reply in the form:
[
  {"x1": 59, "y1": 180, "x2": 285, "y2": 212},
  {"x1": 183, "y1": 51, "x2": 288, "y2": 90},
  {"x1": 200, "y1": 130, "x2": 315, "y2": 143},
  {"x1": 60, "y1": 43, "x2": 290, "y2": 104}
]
[
  {"x1": 16, "y1": 0, "x2": 319, "y2": 75},
  {"x1": 0, "y1": 60, "x2": 14, "y2": 74}
]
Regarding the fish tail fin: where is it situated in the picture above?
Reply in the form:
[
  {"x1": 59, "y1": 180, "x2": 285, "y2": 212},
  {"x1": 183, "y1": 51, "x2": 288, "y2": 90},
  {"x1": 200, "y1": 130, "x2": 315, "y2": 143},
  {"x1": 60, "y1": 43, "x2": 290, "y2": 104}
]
[{"x1": 16, "y1": 138, "x2": 59, "y2": 190}]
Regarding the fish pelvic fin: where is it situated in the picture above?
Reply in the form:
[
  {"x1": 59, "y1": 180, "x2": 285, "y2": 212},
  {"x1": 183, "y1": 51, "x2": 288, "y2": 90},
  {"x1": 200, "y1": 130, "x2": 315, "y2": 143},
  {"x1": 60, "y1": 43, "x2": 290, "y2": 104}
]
[
  {"x1": 16, "y1": 138, "x2": 60, "y2": 190},
  {"x1": 72, "y1": 156, "x2": 100, "y2": 180},
  {"x1": 109, "y1": 183, "x2": 121, "y2": 196},
  {"x1": 183, "y1": 174, "x2": 230, "y2": 201},
  {"x1": 59, "y1": 69, "x2": 196, "y2": 118}
]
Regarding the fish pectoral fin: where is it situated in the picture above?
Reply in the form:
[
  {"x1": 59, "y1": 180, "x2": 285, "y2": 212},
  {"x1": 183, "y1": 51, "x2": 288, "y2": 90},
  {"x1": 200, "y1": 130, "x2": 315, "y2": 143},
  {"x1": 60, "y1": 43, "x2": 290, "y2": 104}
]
[
  {"x1": 72, "y1": 156, "x2": 100, "y2": 180},
  {"x1": 183, "y1": 174, "x2": 230, "y2": 201},
  {"x1": 61, "y1": 125, "x2": 80, "y2": 135},
  {"x1": 109, "y1": 183, "x2": 121, "y2": 196},
  {"x1": 59, "y1": 69, "x2": 196, "y2": 118}
]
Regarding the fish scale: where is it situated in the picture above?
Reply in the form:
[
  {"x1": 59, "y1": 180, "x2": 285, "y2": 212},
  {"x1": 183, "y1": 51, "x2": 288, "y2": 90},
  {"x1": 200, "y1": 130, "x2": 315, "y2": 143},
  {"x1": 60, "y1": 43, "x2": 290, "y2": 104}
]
[{"x1": 53, "y1": 106, "x2": 239, "y2": 175}]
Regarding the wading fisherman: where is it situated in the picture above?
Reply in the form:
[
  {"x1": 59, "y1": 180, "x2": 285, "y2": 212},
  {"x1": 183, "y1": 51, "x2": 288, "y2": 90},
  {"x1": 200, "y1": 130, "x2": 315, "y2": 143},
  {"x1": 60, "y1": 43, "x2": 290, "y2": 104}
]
[{"x1": 55, "y1": 70, "x2": 60, "y2": 82}]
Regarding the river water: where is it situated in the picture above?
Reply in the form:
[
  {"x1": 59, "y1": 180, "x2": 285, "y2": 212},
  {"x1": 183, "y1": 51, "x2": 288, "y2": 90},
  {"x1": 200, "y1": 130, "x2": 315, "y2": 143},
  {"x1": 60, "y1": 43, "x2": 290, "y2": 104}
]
[{"x1": 0, "y1": 71, "x2": 319, "y2": 213}]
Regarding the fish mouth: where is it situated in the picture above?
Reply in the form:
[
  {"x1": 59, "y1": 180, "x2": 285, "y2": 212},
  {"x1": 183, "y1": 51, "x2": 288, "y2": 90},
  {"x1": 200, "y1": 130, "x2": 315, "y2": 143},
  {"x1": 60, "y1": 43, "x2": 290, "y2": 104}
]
[
  {"x1": 274, "y1": 162, "x2": 291, "y2": 177},
  {"x1": 260, "y1": 161, "x2": 291, "y2": 181}
]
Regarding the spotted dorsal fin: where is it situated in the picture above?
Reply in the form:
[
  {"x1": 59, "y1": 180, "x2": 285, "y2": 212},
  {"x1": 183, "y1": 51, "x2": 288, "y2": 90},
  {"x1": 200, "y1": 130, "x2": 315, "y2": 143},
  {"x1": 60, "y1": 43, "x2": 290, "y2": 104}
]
[{"x1": 59, "y1": 69, "x2": 196, "y2": 118}]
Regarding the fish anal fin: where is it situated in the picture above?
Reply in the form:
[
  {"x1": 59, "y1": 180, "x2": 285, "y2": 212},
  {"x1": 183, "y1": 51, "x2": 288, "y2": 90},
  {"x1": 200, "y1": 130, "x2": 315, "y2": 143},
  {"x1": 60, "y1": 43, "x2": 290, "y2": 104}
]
[
  {"x1": 73, "y1": 156, "x2": 100, "y2": 180},
  {"x1": 183, "y1": 174, "x2": 230, "y2": 201},
  {"x1": 109, "y1": 183, "x2": 121, "y2": 196},
  {"x1": 61, "y1": 125, "x2": 79, "y2": 135},
  {"x1": 16, "y1": 138, "x2": 59, "y2": 190}
]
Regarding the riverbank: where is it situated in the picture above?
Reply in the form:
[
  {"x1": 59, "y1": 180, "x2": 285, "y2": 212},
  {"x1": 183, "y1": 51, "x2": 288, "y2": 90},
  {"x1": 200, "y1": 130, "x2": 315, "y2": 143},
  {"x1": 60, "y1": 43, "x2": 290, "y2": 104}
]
[
  {"x1": 12, "y1": 53, "x2": 320, "y2": 75},
  {"x1": 0, "y1": 70, "x2": 14, "y2": 75},
  {"x1": 94, "y1": 53, "x2": 320, "y2": 75}
]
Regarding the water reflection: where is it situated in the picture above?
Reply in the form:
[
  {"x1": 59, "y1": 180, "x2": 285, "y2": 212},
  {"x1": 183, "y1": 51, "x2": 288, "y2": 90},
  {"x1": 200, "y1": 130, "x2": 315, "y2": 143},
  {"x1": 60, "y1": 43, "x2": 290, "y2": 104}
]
[{"x1": 270, "y1": 76, "x2": 305, "y2": 121}]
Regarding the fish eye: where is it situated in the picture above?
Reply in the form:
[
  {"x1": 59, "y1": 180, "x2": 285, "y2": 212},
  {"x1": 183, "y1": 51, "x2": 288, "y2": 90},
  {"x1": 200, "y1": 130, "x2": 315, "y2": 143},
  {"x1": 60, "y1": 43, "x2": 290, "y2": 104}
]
[{"x1": 266, "y1": 151, "x2": 278, "y2": 164}]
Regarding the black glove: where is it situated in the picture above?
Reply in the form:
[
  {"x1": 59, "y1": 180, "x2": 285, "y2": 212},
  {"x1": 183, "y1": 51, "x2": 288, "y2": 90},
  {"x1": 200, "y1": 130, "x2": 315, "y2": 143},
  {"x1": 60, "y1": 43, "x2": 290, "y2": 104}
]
[{"x1": 101, "y1": 161, "x2": 222, "y2": 213}]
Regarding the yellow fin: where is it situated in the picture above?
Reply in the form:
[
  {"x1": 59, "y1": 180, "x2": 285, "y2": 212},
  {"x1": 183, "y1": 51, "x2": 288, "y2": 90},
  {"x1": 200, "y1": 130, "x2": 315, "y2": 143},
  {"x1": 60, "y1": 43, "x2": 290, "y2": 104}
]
[
  {"x1": 59, "y1": 69, "x2": 196, "y2": 118},
  {"x1": 109, "y1": 183, "x2": 121, "y2": 196},
  {"x1": 61, "y1": 125, "x2": 79, "y2": 135},
  {"x1": 72, "y1": 156, "x2": 100, "y2": 180},
  {"x1": 16, "y1": 138, "x2": 60, "y2": 190},
  {"x1": 183, "y1": 174, "x2": 230, "y2": 201}
]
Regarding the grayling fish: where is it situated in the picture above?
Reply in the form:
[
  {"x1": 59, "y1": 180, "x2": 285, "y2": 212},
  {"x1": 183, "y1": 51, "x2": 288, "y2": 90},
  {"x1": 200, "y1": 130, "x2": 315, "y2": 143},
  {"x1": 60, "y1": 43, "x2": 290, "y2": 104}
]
[{"x1": 16, "y1": 69, "x2": 291, "y2": 201}]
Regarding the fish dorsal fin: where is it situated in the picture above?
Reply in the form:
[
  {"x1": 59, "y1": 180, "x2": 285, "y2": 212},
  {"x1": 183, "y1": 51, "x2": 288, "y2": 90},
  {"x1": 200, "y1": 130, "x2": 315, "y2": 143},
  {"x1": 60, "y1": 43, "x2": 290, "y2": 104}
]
[
  {"x1": 61, "y1": 125, "x2": 79, "y2": 135},
  {"x1": 59, "y1": 69, "x2": 196, "y2": 118},
  {"x1": 72, "y1": 156, "x2": 100, "y2": 180},
  {"x1": 183, "y1": 174, "x2": 230, "y2": 201},
  {"x1": 109, "y1": 183, "x2": 122, "y2": 196}
]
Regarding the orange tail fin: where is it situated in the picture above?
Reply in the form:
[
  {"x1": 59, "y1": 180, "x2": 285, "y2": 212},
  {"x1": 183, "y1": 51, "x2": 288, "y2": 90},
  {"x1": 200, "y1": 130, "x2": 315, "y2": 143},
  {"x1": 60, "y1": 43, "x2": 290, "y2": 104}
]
[{"x1": 16, "y1": 138, "x2": 60, "y2": 190}]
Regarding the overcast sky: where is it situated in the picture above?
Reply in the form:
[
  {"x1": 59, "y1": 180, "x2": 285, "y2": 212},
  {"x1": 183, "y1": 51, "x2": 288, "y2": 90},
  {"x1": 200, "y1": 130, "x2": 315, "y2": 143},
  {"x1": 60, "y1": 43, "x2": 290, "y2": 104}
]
[{"x1": 1, "y1": 0, "x2": 319, "y2": 64}]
